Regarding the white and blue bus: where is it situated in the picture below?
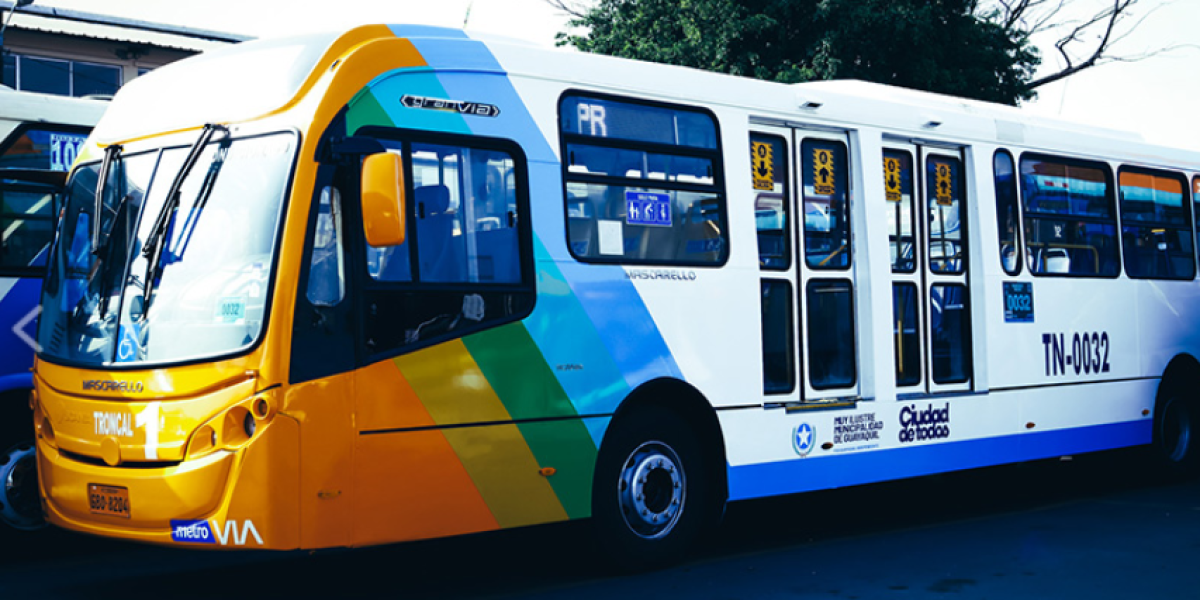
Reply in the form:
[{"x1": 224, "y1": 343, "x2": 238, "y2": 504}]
[
  {"x1": 20, "y1": 27, "x2": 1200, "y2": 564},
  {"x1": 0, "y1": 87, "x2": 103, "y2": 485}
]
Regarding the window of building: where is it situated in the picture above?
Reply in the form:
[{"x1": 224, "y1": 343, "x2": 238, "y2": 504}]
[
  {"x1": 1118, "y1": 167, "x2": 1194, "y2": 280},
  {"x1": 2, "y1": 53, "x2": 122, "y2": 97},
  {"x1": 1020, "y1": 154, "x2": 1119, "y2": 277},
  {"x1": 994, "y1": 150, "x2": 1021, "y2": 275},
  {"x1": 560, "y1": 93, "x2": 727, "y2": 266}
]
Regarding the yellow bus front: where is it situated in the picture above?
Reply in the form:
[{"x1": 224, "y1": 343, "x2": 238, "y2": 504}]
[{"x1": 29, "y1": 27, "x2": 433, "y2": 549}]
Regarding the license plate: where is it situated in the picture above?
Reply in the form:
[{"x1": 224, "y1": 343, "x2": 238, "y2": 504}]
[{"x1": 88, "y1": 484, "x2": 131, "y2": 519}]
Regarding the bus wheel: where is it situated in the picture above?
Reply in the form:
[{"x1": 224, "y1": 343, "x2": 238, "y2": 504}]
[
  {"x1": 1153, "y1": 394, "x2": 1200, "y2": 478},
  {"x1": 592, "y1": 406, "x2": 716, "y2": 570},
  {"x1": 0, "y1": 442, "x2": 45, "y2": 530}
]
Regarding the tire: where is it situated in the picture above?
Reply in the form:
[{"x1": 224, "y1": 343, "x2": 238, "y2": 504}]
[
  {"x1": 1152, "y1": 392, "x2": 1200, "y2": 478},
  {"x1": 591, "y1": 405, "x2": 720, "y2": 571},
  {"x1": 0, "y1": 441, "x2": 45, "y2": 530}
]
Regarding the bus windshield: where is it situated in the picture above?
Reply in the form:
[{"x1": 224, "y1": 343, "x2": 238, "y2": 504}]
[{"x1": 37, "y1": 131, "x2": 297, "y2": 367}]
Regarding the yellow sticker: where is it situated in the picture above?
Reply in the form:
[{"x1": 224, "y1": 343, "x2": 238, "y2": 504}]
[
  {"x1": 751, "y1": 141, "x2": 774, "y2": 191},
  {"x1": 884, "y1": 157, "x2": 902, "y2": 202},
  {"x1": 934, "y1": 162, "x2": 954, "y2": 206},
  {"x1": 813, "y1": 148, "x2": 835, "y2": 195}
]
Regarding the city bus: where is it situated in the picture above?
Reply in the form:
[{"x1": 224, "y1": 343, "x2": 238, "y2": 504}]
[
  {"x1": 16, "y1": 25, "x2": 1200, "y2": 564},
  {"x1": 0, "y1": 88, "x2": 104, "y2": 528}
]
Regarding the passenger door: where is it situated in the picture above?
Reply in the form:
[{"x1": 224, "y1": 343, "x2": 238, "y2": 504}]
[{"x1": 879, "y1": 142, "x2": 974, "y2": 395}]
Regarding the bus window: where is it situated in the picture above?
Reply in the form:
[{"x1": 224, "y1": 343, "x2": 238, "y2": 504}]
[
  {"x1": 994, "y1": 150, "x2": 1021, "y2": 275},
  {"x1": 893, "y1": 282, "x2": 920, "y2": 386},
  {"x1": 0, "y1": 176, "x2": 57, "y2": 274},
  {"x1": 883, "y1": 149, "x2": 915, "y2": 273},
  {"x1": 1195, "y1": 177, "x2": 1200, "y2": 261},
  {"x1": 357, "y1": 132, "x2": 533, "y2": 356},
  {"x1": 560, "y1": 93, "x2": 727, "y2": 266},
  {"x1": 801, "y1": 139, "x2": 850, "y2": 270},
  {"x1": 926, "y1": 156, "x2": 965, "y2": 274},
  {"x1": 1020, "y1": 154, "x2": 1119, "y2": 277},
  {"x1": 750, "y1": 134, "x2": 789, "y2": 270},
  {"x1": 1118, "y1": 167, "x2": 1194, "y2": 280},
  {"x1": 930, "y1": 283, "x2": 971, "y2": 384},
  {"x1": 806, "y1": 279, "x2": 856, "y2": 389},
  {"x1": 761, "y1": 279, "x2": 795, "y2": 394},
  {"x1": 306, "y1": 186, "x2": 345, "y2": 306},
  {"x1": 0, "y1": 125, "x2": 89, "y2": 171}
]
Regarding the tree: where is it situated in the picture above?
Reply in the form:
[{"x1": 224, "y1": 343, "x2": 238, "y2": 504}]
[
  {"x1": 976, "y1": 0, "x2": 1175, "y2": 90},
  {"x1": 551, "y1": 0, "x2": 1160, "y2": 105}
]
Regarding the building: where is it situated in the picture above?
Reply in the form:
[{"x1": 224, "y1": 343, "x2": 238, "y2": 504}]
[{"x1": 1, "y1": 1, "x2": 250, "y2": 98}]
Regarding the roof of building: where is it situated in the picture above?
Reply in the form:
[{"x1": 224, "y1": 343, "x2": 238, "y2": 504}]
[{"x1": 1, "y1": 2, "x2": 252, "y2": 52}]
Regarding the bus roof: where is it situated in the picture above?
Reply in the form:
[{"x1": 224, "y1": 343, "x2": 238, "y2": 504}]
[{"x1": 88, "y1": 24, "x2": 1199, "y2": 169}]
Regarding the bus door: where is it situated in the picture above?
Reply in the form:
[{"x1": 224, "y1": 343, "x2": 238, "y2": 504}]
[
  {"x1": 751, "y1": 126, "x2": 799, "y2": 403},
  {"x1": 882, "y1": 143, "x2": 924, "y2": 392},
  {"x1": 921, "y1": 147, "x2": 972, "y2": 394},
  {"x1": 881, "y1": 142, "x2": 973, "y2": 395},
  {"x1": 795, "y1": 131, "x2": 859, "y2": 402}
]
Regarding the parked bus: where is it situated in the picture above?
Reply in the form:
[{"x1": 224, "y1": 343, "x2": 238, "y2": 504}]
[
  {"x1": 0, "y1": 88, "x2": 104, "y2": 527},
  {"x1": 15, "y1": 26, "x2": 1200, "y2": 563}
]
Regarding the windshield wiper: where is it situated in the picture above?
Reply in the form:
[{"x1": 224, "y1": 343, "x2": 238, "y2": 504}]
[
  {"x1": 141, "y1": 123, "x2": 226, "y2": 308},
  {"x1": 91, "y1": 144, "x2": 122, "y2": 255}
]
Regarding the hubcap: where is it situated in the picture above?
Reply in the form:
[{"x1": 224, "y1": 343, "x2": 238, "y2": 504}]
[
  {"x1": 1162, "y1": 398, "x2": 1193, "y2": 463},
  {"x1": 0, "y1": 442, "x2": 45, "y2": 531},
  {"x1": 617, "y1": 440, "x2": 685, "y2": 539}
]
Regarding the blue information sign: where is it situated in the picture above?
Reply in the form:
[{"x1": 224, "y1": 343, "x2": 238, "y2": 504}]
[
  {"x1": 1003, "y1": 281, "x2": 1034, "y2": 323},
  {"x1": 625, "y1": 191, "x2": 672, "y2": 227}
]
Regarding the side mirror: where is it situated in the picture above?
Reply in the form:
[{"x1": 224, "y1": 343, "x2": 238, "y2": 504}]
[{"x1": 361, "y1": 152, "x2": 406, "y2": 247}]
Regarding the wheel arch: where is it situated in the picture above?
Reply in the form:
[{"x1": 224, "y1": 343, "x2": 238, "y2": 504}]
[
  {"x1": 604, "y1": 377, "x2": 729, "y2": 504},
  {"x1": 1157, "y1": 353, "x2": 1200, "y2": 403}
]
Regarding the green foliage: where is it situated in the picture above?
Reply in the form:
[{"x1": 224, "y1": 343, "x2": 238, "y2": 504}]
[{"x1": 559, "y1": 0, "x2": 1041, "y2": 105}]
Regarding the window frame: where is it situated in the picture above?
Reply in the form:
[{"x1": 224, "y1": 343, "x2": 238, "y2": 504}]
[
  {"x1": 993, "y1": 149, "x2": 1022, "y2": 276},
  {"x1": 0, "y1": 123, "x2": 94, "y2": 172},
  {"x1": 800, "y1": 137, "x2": 852, "y2": 271},
  {"x1": 751, "y1": 132, "x2": 791, "y2": 271},
  {"x1": 883, "y1": 147, "x2": 916, "y2": 274},
  {"x1": 0, "y1": 177, "x2": 59, "y2": 277},
  {"x1": 355, "y1": 126, "x2": 536, "y2": 293},
  {"x1": 558, "y1": 89, "x2": 729, "y2": 268},
  {"x1": 350, "y1": 126, "x2": 537, "y2": 361},
  {"x1": 760, "y1": 278, "x2": 796, "y2": 395},
  {"x1": 1117, "y1": 165, "x2": 1195, "y2": 281},
  {"x1": 3, "y1": 52, "x2": 123, "y2": 97},
  {"x1": 1018, "y1": 152, "x2": 1121, "y2": 279}
]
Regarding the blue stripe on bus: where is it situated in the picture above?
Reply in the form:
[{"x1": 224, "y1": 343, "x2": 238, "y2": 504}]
[
  {"x1": 355, "y1": 75, "x2": 472, "y2": 136},
  {"x1": 359, "y1": 38, "x2": 683, "y2": 400},
  {"x1": 527, "y1": 237, "x2": 630, "y2": 420},
  {"x1": 401, "y1": 35, "x2": 505, "y2": 74},
  {"x1": 726, "y1": 420, "x2": 1152, "y2": 501},
  {"x1": 386, "y1": 25, "x2": 470, "y2": 41}
]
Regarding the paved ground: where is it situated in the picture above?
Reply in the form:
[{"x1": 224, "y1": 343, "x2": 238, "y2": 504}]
[{"x1": 1, "y1": 448, "x2": 1196, "y2": 599}]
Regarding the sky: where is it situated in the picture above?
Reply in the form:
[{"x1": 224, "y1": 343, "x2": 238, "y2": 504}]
[{"x1": 24, "y1": 0, "x2": 1200, "y2": 150}]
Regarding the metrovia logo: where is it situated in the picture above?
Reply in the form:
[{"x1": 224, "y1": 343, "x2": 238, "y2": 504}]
[
  {"x1": 171, "y1": 519, "x2": 263, "y2": 546},
  {"x1": 400, "y1": 94, "x2": 500, "y2": 118}
]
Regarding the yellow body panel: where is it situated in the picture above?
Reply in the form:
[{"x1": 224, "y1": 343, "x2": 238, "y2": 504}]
[{"x1": 31, "y1": 28, "x2": 582, "y2": 550}]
